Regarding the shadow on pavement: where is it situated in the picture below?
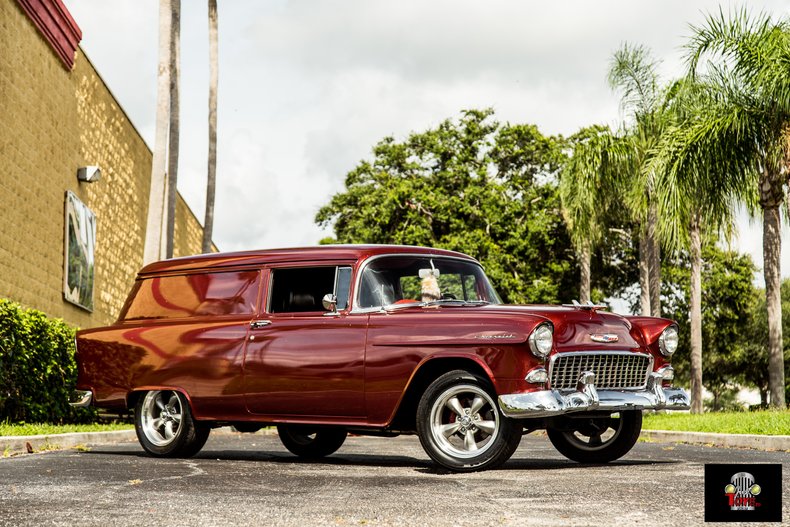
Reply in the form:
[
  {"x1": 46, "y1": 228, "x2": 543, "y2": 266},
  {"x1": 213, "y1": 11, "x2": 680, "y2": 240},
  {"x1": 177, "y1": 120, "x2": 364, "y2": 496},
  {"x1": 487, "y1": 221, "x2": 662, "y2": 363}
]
[{"x1": 82, "y1": 447, "x2": 680, "y2": 474}]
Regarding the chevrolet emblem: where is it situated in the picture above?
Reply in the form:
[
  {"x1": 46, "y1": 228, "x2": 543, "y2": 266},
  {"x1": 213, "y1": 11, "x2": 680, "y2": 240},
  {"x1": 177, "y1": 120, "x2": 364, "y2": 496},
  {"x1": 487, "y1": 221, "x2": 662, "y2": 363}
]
[{"x1": 590, "y1": 333, "x2": 619, "y2": 343}]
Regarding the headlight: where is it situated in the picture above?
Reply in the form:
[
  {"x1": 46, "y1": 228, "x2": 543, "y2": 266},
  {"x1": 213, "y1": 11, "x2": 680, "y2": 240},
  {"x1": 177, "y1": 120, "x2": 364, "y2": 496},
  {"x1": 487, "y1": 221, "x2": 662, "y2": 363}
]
[
  {"x1": 658, "y1": 325, "x2": 679, "y2": 356},
  {"x1": 528, "y1": 324, "x2": 553, "y2": 358}
]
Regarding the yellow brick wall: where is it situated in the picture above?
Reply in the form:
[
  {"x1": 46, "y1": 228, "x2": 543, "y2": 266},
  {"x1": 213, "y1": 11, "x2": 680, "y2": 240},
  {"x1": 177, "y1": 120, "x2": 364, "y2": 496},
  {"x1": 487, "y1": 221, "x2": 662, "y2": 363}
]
[{"x1": 0, "y1": 0, "x2": 212, "y2": 328}]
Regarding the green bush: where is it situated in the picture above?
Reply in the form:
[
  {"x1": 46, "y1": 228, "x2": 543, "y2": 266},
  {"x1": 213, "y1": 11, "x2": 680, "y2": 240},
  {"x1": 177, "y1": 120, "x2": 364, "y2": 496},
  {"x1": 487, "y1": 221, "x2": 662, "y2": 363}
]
[{"x1": 0, "y1": 298, "x2": 96, "y2": 423}]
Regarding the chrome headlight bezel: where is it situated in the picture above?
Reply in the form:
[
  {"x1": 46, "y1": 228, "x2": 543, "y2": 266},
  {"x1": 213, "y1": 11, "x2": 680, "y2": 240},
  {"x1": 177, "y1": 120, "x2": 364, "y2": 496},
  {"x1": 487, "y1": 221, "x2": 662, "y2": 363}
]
[
  {"x1": 528, "y1": 323, "x2": 554, "y2": 359},
  {"x1": 658, "y1": 325, "x2": 679, "y2": 356}
]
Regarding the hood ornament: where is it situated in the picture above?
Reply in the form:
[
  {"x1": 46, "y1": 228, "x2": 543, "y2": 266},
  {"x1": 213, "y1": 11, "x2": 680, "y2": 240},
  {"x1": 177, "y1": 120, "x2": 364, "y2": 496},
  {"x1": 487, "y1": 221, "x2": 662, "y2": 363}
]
[
  {"x1": 590, "y1": 333, "x2": 619, "y2": 343},
  {"x1": 562, "y1": 300, "x2": 608, "y2": 311}
]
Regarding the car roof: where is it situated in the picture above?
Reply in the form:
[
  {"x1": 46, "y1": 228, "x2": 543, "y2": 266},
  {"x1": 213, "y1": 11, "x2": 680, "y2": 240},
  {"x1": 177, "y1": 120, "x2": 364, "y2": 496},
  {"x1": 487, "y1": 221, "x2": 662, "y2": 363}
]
[{"x1": 138, "y1": 244, "x2": 477, "y2": 275}]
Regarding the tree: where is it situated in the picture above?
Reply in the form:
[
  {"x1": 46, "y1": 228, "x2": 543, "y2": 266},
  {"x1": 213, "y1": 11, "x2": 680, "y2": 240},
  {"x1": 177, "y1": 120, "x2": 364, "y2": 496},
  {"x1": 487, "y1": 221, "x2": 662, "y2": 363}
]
[
  {"x1": 559, "y1": 125, "x2": 626, "y2": 302},
  {"x1": 143, "y1": 0, "x2": 173, "y2": 265},
  {"x1": 682, "y1": 9, "x2": 790, "y2": 408},
  {"x1": 608, "y1": 44, "x2": 667, "y2": 316},
  {"x1": 650, "y1": 78, "x2": 744, "y2": 413},
  {"x1": 202, "y1": 0, "x2": 219, "y2": 254},
  {"x1": 165, "y1": 0, "x2": 181, "y2": 259},
  {"x1": 662, "y1": 246, "x2": 759, "y2": 410},
  {"x1": 741, "y1": 279, "x2": 790, "y2": 406},
  {"x1": 316, "y1": 109, "x2": 577, "y2": 304}
]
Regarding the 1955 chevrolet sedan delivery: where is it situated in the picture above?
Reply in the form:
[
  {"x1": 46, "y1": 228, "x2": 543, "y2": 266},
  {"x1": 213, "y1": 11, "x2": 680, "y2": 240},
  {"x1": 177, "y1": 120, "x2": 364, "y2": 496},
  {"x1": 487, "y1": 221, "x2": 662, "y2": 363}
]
[{"x1": 70, "y1": 245, "x2": 690, "y2": 471}]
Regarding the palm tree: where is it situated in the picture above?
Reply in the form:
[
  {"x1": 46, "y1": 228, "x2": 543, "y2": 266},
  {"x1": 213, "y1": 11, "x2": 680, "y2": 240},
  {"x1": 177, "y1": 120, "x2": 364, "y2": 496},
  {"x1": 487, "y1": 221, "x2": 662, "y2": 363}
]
[
  {"x1": 650, "y1": 78, "x2": 746, "y2": 413},
  {"x1": 143, "y1": 0, "x2": 173, "y2": 265},
  {"x1": 560, "y1": 125, "x2": 625, "y2": 302},
  {"x1": 202, "y1": 0, "x2": 218, "y2": 254},
  {"x1": 165, "y1": 0, "x2": 181, "y2": 259},
  {"x1": 682, "y1": 9, "x2": 790, "y2": 409},
  {"x1": 608, "y1": 44, "x2": 667, "y2": 316}
]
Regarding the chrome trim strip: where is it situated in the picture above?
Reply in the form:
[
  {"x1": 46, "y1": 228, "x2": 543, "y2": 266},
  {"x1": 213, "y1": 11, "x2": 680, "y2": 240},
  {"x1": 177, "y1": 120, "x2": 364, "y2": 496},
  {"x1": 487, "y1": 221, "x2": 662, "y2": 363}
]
[
  {"x1": 548, "y1": 351, "x2": 653, "y2": 391},
  {"x1": 349, "y1": 253, "x2": 482, "y2": 314},
  {"x1": 69, "y1": 390, "x2": 93, "y2": 407},
  {"x1": 498, "y1": 373, "x2": 691, "y2": 418}
]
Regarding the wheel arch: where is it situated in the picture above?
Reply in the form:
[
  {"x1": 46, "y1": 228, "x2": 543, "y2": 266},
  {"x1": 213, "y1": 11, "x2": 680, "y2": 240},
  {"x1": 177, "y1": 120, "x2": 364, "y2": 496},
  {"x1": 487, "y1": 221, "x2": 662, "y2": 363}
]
[
  {"x1": 387, "y1": 356, "x2": 495, "y2": 431},
  {"x1": 127, "y1": 386, "x2": 194, "y2": 412}
]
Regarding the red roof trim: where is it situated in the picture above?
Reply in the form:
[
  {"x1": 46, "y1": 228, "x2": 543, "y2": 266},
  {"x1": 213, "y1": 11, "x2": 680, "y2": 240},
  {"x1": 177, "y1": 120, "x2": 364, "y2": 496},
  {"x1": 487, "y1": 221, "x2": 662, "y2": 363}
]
[{"x1": 16, "y1": 0, "x2": 82, "y2": 70}]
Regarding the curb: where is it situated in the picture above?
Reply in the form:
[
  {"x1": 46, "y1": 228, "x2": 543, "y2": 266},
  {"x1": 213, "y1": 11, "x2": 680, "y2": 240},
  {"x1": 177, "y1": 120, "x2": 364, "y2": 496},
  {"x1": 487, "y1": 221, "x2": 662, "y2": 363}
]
[
  {"x1": 1, "y1": 430, "x2": 137, "y2": 455},
  {"x1": 640, "y1": 429, "x2": 790, "y2": 451}
]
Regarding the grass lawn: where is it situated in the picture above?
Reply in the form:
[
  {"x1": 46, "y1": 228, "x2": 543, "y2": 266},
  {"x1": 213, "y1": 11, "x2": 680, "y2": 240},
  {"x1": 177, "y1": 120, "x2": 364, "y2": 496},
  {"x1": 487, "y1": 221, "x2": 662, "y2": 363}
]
[
  {"x1": 642, "y1": 410, "x2": 790, "y2": 435},
  {"x1": 0, "y1": 422, "x2": 133, "y2": 437}
]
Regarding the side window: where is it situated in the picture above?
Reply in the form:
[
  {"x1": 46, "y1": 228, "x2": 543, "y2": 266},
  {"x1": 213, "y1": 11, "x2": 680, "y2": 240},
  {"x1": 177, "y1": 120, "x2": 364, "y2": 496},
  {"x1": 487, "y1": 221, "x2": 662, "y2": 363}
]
[
  {"x1": 269, "y1": 267, "x2": 338, "y2": 313},
  {"x1": 121, "y1": 270, "x2": 260, "y2": 320}
]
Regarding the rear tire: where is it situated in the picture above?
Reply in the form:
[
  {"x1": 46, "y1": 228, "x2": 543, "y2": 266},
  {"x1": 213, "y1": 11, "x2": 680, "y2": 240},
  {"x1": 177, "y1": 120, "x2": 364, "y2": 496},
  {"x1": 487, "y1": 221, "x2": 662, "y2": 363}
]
[
  {"x1": 416, "y1": 370, "x2": 522, "y2": 472},
  {"x1": 134, "y1": 390, "x2": 210, "y2": 458},
  {"x1": 276, "y1": 425, "x2": 347, "y2": 458},
  {"x1": 547, "y1": 410, "x2": 642, "y2": 463}
]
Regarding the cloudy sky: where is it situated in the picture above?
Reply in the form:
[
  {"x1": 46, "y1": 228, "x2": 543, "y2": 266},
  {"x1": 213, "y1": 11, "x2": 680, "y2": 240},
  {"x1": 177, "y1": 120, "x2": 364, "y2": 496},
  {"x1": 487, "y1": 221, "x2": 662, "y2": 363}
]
[{"x1": 65, "y1": 0, "x2": 790, "y2": 284}]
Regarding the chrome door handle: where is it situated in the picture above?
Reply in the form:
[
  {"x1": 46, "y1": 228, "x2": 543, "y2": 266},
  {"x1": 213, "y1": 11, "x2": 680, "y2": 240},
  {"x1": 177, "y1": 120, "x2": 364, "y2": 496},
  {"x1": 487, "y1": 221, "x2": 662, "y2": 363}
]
[{"x1": 250, "y1": 320, "x2": 272, "y2": 329}]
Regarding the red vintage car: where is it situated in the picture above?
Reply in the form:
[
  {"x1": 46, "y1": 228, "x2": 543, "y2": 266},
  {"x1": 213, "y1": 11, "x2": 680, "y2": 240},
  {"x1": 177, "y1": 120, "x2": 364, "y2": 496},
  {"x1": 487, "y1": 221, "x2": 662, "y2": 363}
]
[{"x1": 70, "y1": 245, "x2": 689, "y2": 471}]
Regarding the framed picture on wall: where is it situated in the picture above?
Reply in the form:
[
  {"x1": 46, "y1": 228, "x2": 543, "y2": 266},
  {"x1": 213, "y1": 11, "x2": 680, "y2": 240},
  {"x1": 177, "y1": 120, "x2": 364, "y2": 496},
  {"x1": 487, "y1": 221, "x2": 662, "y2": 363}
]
[{"x1": 63, "y1": 191, "x2": 96, "y2": 311}]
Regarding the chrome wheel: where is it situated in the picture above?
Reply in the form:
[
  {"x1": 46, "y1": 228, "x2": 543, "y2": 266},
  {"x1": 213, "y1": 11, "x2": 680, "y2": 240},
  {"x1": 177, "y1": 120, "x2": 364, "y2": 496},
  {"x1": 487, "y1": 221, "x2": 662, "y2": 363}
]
[
  {"x1": 429, "y1": 384, "x2": 500, "y2": 459},
  {"x1": 140, "y1": 390, "x2": 183, "y2": 447},
  {"x1": 417, "y1": 370, "x2": 522, "y2": 471}
]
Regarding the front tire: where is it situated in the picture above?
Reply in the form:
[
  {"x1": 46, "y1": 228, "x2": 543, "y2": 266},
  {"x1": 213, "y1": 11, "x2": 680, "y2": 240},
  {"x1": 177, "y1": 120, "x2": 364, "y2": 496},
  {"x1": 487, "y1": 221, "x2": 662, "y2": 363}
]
[
  {"x1": 416, "y1": 370, "x2": 522, "y2": 472},
  {"x1": 276, "y1": 425, "x2": 347, "y2": 458},
  {"x1": 547, "y1": 410, "x2": 642, "y2": 463},
  {"x1": 134, "y1": 390, "x2": 210, "y2": 458}
]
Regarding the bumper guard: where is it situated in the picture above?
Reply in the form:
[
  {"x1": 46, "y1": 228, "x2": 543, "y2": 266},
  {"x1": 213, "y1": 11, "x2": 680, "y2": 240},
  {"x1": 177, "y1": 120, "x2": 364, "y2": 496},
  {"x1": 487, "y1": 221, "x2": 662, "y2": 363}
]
[{"x1": 498, "y1": 371, "x2": 690, "y2": 419}]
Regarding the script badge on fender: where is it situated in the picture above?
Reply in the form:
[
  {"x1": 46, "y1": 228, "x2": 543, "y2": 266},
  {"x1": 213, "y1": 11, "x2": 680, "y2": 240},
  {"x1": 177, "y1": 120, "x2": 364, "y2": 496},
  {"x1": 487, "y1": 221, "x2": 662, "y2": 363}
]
[{"x1": 590, "y1": 333, "x2": 619, "y2": 343}]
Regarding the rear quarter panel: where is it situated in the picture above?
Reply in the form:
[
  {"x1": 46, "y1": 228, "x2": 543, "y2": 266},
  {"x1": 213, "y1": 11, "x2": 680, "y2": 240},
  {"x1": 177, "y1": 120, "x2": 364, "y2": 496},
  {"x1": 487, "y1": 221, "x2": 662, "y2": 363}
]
[{"x1": 76, "y1": 316, "x2": 251, "y2": 420}]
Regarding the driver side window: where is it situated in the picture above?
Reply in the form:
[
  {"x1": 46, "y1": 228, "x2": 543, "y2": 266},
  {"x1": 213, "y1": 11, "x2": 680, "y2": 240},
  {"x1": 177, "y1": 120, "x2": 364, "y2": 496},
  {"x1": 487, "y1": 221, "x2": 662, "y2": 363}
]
[{"x1": 269, "y1": 266, "x2": 351, "y2": 313}]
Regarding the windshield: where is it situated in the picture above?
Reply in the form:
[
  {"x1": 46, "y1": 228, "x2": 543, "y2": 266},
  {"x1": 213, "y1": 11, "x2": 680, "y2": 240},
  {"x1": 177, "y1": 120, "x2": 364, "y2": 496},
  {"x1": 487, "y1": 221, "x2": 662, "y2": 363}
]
[{"x1": 356, "y1": 256, "x2": 502, "y2": 309}]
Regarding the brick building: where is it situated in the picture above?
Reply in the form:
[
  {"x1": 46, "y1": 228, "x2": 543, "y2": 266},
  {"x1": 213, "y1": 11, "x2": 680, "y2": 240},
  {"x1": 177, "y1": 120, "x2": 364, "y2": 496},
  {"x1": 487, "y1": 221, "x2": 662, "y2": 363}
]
[{"x1": 0, "y1": 0, "x2": 212, "y2": 328}]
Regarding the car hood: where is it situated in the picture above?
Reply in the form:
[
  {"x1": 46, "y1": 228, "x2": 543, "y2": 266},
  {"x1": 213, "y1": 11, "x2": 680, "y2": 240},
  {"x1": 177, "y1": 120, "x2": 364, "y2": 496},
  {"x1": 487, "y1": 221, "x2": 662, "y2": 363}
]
[{"x1": 477, "y1": 304, "x2": 643, "y2": 352}]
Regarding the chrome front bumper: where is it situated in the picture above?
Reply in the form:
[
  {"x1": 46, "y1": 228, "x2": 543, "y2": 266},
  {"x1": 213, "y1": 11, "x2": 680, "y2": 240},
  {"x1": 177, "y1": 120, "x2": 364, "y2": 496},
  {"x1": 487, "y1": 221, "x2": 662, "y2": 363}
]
[
  {"x1": 498, "y1": 372, "x2": 690, "y2": 419},
  {"x1": 68, "y1": 390, "x2": 93, "y2": 407}
]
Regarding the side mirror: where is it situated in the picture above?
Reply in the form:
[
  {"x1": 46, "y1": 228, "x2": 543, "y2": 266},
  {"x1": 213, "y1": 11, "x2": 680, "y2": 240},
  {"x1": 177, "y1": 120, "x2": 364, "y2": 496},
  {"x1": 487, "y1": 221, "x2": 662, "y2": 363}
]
[{"x1": 322, "y1": 293, "x2": 337, "y2": 312}]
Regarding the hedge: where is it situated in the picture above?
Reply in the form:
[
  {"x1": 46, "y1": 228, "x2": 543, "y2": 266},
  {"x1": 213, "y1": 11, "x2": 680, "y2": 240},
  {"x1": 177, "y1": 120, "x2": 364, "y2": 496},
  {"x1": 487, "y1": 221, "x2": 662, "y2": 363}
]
[{"x1": 0, "y1": 298, "x2": 96, "y2": 423}]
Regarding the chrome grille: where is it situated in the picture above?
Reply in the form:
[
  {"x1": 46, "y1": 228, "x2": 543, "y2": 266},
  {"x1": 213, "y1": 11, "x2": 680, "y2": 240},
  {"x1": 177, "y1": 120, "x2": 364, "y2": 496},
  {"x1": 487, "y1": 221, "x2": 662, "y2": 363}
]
[{"x1": 549, "y1": 352, "x2": 651, "y2": 391}]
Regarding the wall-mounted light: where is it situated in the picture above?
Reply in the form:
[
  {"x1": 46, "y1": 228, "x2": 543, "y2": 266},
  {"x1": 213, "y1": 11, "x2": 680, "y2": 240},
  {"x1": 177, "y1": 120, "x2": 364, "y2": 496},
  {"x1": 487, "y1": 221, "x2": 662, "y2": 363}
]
[{"x1": 77, "y1": 166, "x2": 101, "y2": 183}]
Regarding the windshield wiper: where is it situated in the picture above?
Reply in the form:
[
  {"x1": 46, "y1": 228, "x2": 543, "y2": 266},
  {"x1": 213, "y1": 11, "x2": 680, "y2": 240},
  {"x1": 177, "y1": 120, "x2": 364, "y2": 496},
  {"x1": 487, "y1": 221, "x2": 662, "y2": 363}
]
[
  {"x1": 382, "y1": 299, "x2": 490, "y2": 312},
  {"x1": 423, "y1": 299, "x2": 490, "y2": 307}
]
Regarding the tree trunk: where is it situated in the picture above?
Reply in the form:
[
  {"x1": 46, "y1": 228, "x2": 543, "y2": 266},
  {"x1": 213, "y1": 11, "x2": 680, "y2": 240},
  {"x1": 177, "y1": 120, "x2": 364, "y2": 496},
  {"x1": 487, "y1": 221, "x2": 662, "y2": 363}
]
[
  {"x1": 648, "y1": 201, "x2": 661, "y2": 317},
  {"x1": 638, "y1": 232, "x2": 651, "y2": 316},
  {"x1": 764, "y1": 204, "x2": 786, "y2": 409},
  {"x1": 143, "y1": 0, "x2": 173, "y2": 265},
  {"x1": 165, "y1": 0, "x2": 181, "y2": 259},
  {"x1": 689, "y1": 213, "x2": 703, "y2": 414},
  {"x1": 202, "y1": 0, "x2": 219, "y2": 254},
  {"x1": 579, "y1": 242, "x2": 591, "y2": 303}
]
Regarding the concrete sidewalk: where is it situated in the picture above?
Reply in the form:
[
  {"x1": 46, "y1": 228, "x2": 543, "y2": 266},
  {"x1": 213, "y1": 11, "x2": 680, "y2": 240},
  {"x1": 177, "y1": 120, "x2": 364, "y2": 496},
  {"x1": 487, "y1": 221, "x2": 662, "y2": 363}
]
[{"x1": 2, "y1": 427, "x2": 789, "y2": 456}]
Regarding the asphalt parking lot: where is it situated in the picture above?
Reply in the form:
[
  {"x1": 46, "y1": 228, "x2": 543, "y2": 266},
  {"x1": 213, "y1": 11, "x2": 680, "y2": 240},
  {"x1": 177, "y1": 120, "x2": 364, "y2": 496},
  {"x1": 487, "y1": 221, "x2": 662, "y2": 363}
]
[{"x1": 1, "y1": 431, "x2": 787, "y2": 526}]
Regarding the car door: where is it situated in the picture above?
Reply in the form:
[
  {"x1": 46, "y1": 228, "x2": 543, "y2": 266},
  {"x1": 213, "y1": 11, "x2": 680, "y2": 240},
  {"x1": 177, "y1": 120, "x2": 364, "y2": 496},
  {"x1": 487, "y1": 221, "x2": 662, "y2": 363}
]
[{"x1": 242, "y1": 263, "x2": 367, "y2": 418}]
